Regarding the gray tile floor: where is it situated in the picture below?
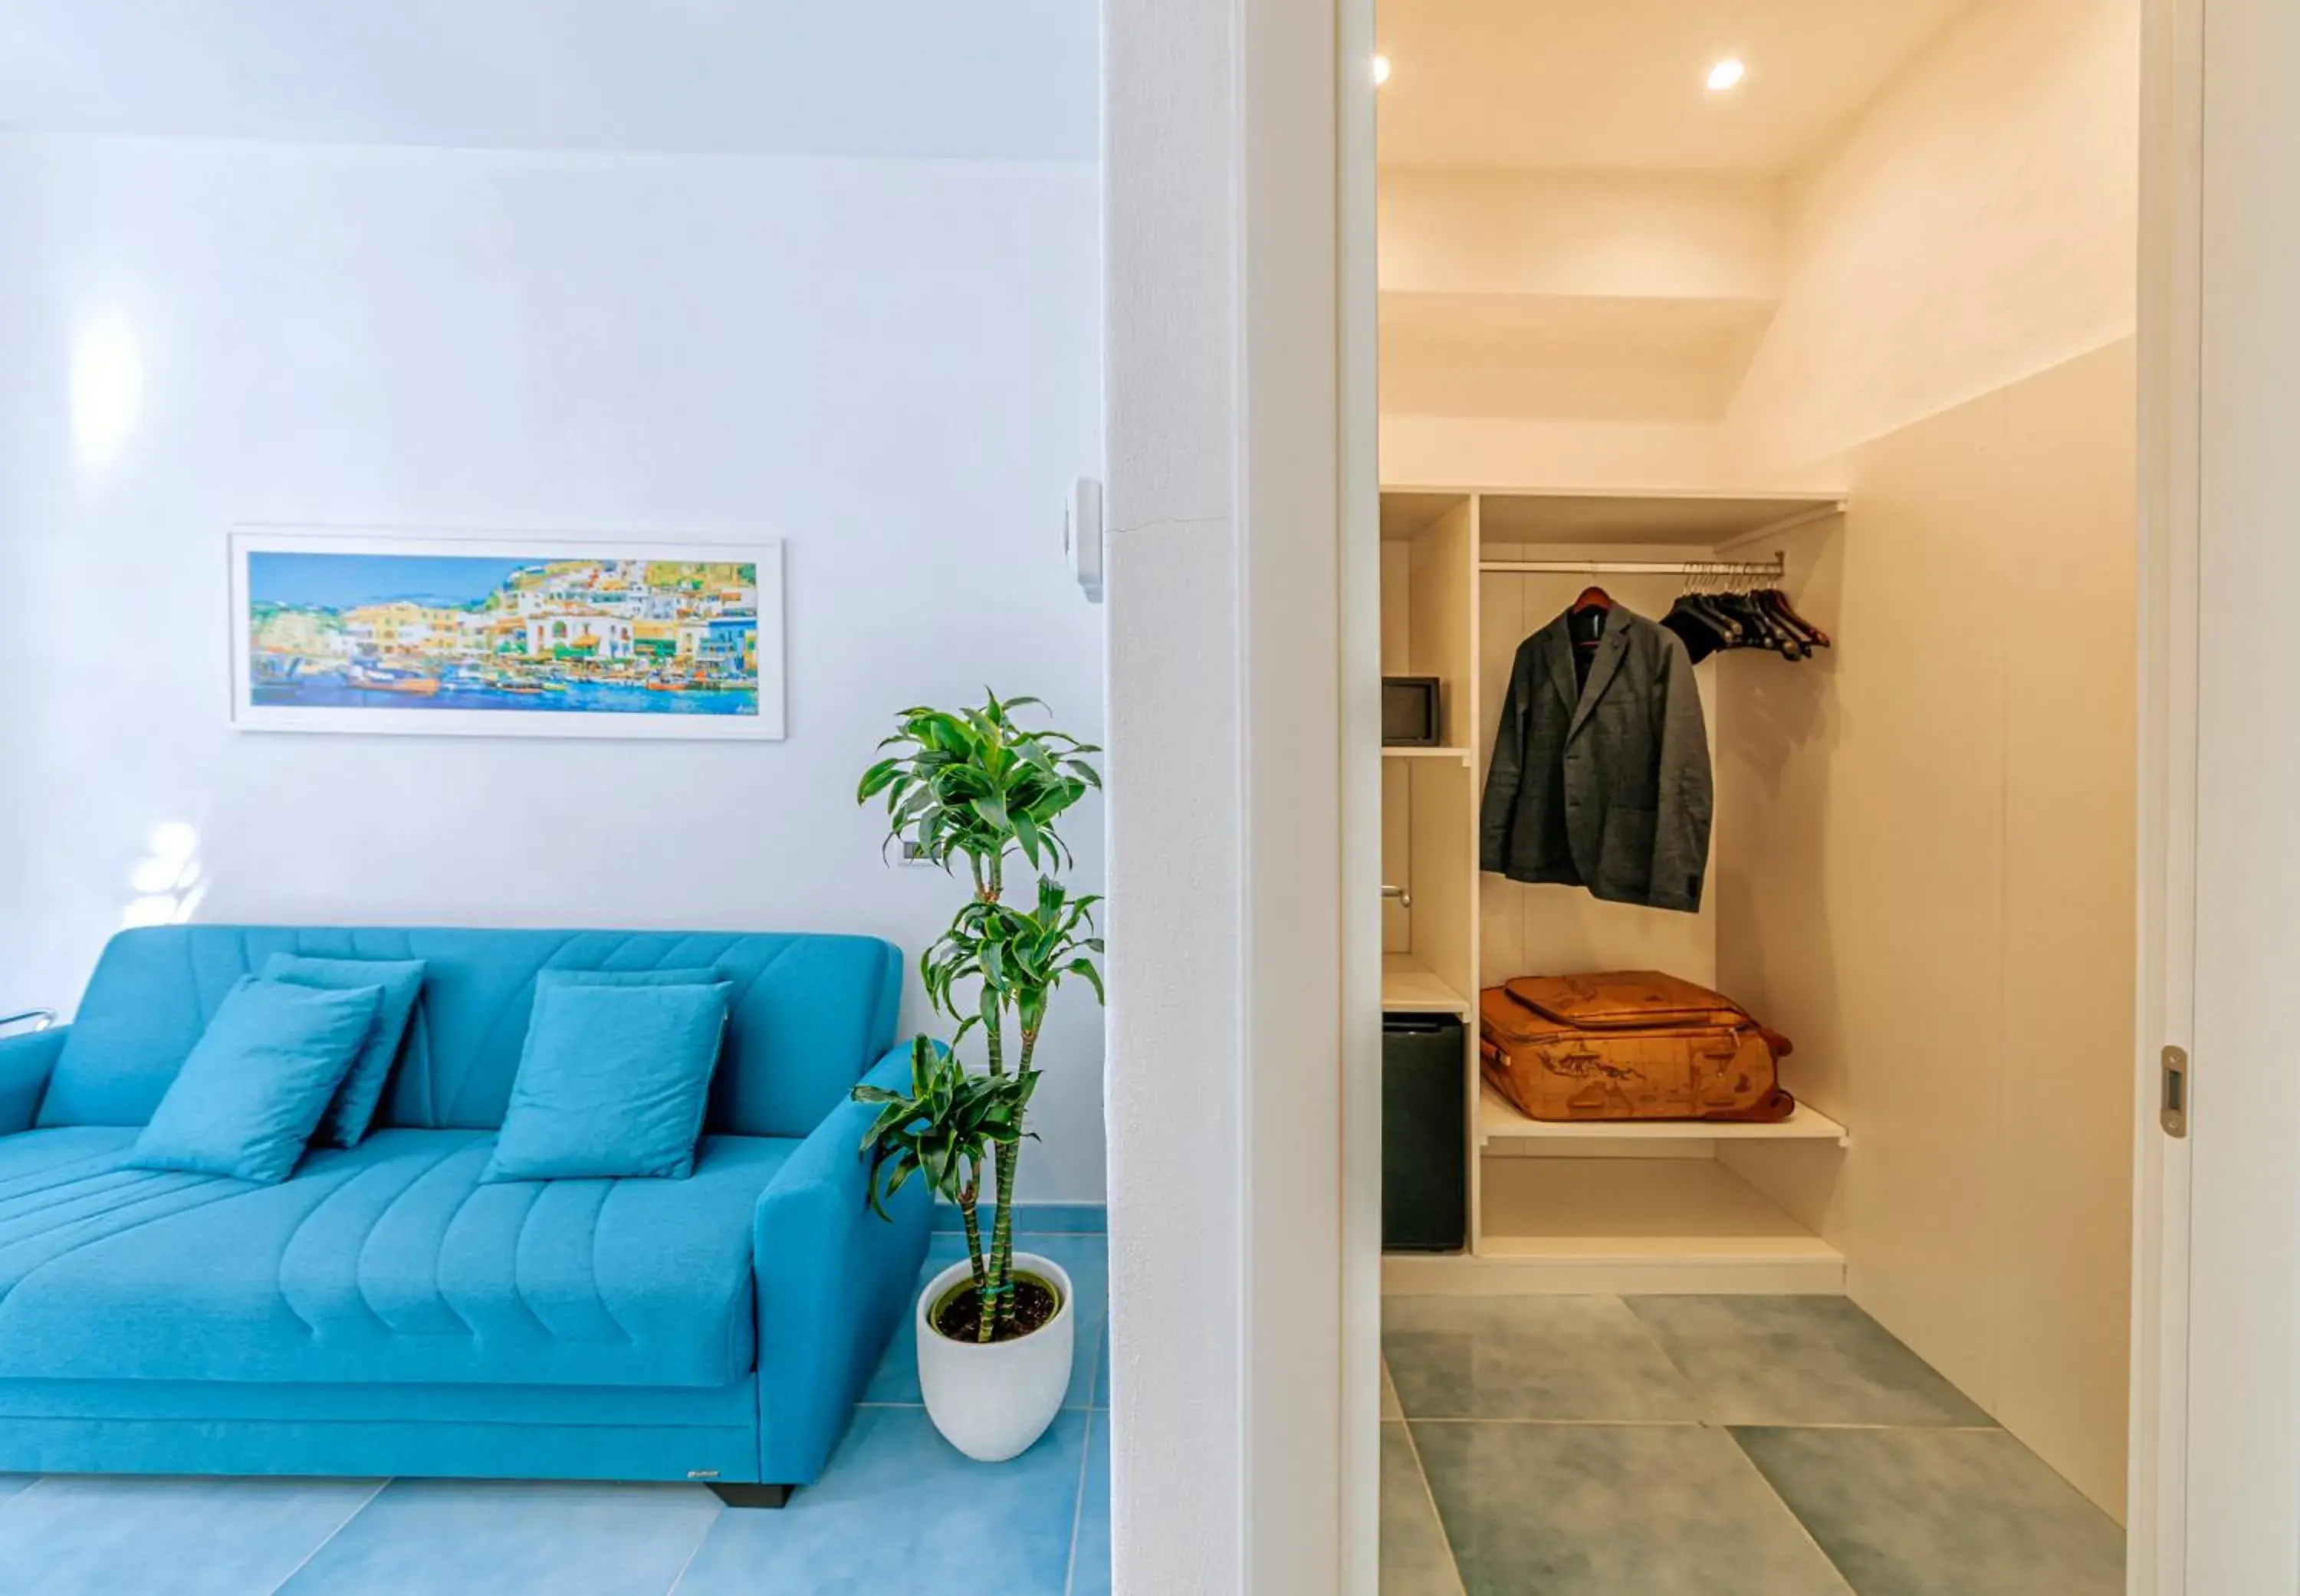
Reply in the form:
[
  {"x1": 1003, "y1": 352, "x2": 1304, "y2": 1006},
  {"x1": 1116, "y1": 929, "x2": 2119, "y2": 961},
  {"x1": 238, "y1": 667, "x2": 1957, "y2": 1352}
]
[{"x1": 1381, "y1": 1294, "x2": 2124, "y2": 1596}]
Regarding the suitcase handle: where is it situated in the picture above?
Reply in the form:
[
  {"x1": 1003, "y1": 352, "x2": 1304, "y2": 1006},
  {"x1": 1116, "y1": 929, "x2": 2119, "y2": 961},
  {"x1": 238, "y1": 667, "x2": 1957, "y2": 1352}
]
[
  {"x1": 1499, "y1": 983, "x2": 1745, "y2": 1032},
  {"x1": 1494, "y1": 989, "x2": 1796, "y2": 1060}
]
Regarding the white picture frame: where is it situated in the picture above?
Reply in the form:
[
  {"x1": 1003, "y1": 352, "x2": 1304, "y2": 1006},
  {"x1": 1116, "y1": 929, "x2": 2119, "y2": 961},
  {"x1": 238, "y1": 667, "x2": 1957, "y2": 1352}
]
[{"x1": 228, "y1": 527, "x2": 787, "y2": 741}]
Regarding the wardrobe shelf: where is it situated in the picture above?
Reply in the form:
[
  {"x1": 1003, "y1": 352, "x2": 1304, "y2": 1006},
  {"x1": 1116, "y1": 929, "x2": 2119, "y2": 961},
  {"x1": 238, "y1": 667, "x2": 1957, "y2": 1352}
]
[
  {"x1": 1428, "y1": 1155, "x2": 1846, "y2": 1295},
  {"x1": 1382, "y1": 954, "x2": 1473, "y2": 1017},
  {"x1": 1479, "y1": 1157, "x2": 1832, "y2": 1251},
  {"x1": 1382, "y1": 1248, "x2": 1845, "y2": 1297},
  {"x1": 1381, "y1": 745, "x2": 1471, "y2": 762},
  {"x1": 1477, "y1": 1085, "x2": 1848, "y2": 1148},
  {"x1": 1474, "y1": 488, "x2": 1846, "y2": 549}
]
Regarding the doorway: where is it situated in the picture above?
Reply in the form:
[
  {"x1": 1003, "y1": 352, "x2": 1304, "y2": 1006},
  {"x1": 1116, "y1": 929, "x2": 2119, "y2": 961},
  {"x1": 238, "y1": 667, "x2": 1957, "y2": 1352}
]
[{"x1": 1370, "y1": 3, "x2": 2142, "y2": 1591}]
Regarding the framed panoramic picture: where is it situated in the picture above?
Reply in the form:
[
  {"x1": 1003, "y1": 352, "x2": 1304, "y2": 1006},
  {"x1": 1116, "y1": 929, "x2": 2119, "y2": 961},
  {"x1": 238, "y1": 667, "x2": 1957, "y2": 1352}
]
[{"x1": 228, "y1": 528, "x2": 785, "y2": 740}]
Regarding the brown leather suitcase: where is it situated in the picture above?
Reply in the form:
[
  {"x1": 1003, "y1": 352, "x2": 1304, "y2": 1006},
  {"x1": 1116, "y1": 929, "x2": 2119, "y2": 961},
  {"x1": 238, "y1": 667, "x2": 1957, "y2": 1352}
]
[{"x1": 1478, "y1": 970, "x2": 1796, "y2": 1123}]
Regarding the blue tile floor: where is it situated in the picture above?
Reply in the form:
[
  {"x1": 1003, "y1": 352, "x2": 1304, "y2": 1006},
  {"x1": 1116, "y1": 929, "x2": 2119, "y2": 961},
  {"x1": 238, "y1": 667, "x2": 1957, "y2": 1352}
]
[
  {"x1": 1382, "y1": 1292, "x2": 2124, "y2": 1596},
  {"x1": 0, "y1": 1227, "x2": 1111, "y2": 1596}
]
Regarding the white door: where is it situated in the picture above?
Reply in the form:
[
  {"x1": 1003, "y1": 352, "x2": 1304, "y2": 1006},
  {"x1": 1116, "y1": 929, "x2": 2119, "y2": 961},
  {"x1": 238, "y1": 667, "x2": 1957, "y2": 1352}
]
[{"x1": 2180, "y1": 0, "x2": 2300, "y2": 1588}]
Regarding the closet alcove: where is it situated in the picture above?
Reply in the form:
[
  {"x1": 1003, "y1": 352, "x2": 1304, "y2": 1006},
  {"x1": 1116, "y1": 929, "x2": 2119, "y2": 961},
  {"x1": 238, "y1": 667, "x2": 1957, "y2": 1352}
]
[
  {"x1": 1382, "y1": 487, "x2": 1850, "y2": 1295},
  {"x1": 1371, "y1": 0, "x2": 2139, "y2": 1535}
]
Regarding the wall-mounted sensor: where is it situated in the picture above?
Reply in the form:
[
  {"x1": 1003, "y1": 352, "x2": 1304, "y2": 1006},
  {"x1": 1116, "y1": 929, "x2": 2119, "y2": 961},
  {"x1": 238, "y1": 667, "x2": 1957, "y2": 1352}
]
[{"x1": 1066, "y1": 478, "x2": 1104, "y2": 603}]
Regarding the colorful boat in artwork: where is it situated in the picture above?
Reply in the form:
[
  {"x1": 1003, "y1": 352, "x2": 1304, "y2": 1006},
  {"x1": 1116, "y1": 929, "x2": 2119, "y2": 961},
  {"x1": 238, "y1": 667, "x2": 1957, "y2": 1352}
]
[
  {"x1": 251, "y1": 655, "x2": 308, "y2": 685},
  {"x1": 347, "y1": 664, "x2": 441, "y2": 696}
]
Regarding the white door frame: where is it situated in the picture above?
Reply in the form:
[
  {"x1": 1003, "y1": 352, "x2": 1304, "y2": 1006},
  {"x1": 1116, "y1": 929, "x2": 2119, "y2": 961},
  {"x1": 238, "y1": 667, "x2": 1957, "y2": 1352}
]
[
  {"x1": 2160, "y1": 0, "x2": 2300, "y2": 1588},
  {"x1": 1100, "y1": 0, "x2": 1365, "y2": 1588},
  {"x1": 2128, "y1": 0, "x2": 2200, "y2": 1588},
  {"x1": 1336, "y1": 0, "x2": 1385, "y2": 1585}
]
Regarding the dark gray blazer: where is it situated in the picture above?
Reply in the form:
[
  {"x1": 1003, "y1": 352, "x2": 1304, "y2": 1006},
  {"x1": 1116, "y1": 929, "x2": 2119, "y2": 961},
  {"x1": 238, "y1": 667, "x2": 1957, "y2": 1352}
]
[{"x1": 1478, "y1": 605, "x2": 1713, "y2": 913}]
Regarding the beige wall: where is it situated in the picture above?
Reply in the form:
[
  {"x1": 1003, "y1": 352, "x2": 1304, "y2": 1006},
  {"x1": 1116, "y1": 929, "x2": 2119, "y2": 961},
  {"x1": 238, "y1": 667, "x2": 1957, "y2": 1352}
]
[
  {"x1": 1710, "y1": 0, "x2": 2141, "y2": 1517},
  {"x1": 1382, "y1": 415, "x2": 1734, "y2": 492},
  {"x1": 1378, "y1": 169, "x2": 1782, "y2": 302},
  {"x1": 1727, "y1": 0, "x2": 2140, "y2": 477},
  {"x1": 1717, "y1": 341, "x2": 2137, "y2": 1516}
]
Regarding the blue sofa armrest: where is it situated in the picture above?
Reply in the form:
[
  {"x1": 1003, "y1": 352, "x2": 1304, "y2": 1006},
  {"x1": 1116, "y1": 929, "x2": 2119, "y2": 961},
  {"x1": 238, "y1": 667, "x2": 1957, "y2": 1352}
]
[
  {"x1": 0, "y1": 1024, "x2": 66, "y2": 1135},
  {"x1": 752, "y1": 1039, "x2": 933, "y2": 1486}
]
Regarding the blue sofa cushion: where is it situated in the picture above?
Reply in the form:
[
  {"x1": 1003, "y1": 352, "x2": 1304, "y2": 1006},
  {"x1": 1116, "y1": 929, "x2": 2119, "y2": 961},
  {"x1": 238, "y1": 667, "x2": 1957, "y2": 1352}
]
[
  {"x1": 263, "y1": 954, "x2": 430, "y2": 1148},
  {"x1": 0, "y1": 1128, "x2": 794, "y2": 1387},
  {"x1": 513, "y1": 967, "x2": 724, "y2": 1083},
  {"x1": 127, "y1": 977, "x2": 382, "y2": 1184},
  {"x1": 0, "y1": 1127, "x2": 255, "y2": 1263},
  {"x1": 486, "y1": 982, "x2": 730, "y2": 1182},
  {"x1": 38, "y1": 928, "x2": 901, "y2": 1138}
]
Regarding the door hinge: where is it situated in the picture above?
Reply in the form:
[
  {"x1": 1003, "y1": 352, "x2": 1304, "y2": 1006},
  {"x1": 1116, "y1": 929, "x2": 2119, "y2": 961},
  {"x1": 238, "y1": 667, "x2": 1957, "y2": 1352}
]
[{"x1": 2160, "y1": 1045, "x2": 2190, "y2": 1138}]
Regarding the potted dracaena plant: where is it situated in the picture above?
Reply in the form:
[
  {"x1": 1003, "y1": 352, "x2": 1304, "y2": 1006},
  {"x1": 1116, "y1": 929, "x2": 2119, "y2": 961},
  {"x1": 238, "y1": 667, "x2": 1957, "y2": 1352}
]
[{"x1": 853, "y1": 692, "x2": 1103, "y2": 1462}]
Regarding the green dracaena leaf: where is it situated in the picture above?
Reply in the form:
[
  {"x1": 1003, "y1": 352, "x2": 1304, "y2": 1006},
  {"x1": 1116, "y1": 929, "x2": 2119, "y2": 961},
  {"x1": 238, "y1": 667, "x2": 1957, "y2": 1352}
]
[{"x1": 1013, "y1": 810, "x2": 1043, "y2": 867}]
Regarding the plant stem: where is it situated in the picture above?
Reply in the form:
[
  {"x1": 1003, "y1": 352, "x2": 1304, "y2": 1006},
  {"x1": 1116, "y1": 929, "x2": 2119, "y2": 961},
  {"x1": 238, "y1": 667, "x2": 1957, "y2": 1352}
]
[
  {"x1": 989, "y1": 1026, "x2": 1043, "y2": 1333},
  {"x1": 981, "y1": 1007, "x2": 1017, "y2": 1332},
  {"x1": 958, "y1": 1164, "x2": 991, "y2": 1345},
  {"x1": 974, "y1": 844, "x2": 1014, "y2": 1320},
  {"x1": 989, "y1": 1146, "x2": 1019, "y2": 1331}
]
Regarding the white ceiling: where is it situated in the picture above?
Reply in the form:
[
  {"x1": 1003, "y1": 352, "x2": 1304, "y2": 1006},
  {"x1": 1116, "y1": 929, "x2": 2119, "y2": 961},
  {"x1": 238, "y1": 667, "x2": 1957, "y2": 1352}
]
[
  {"x1": 0, "y1": 1, "x2": 1098, "y2": 159},
  {"x1": 1376, "y1": 0, "x2": 1976, "y2": 172}
]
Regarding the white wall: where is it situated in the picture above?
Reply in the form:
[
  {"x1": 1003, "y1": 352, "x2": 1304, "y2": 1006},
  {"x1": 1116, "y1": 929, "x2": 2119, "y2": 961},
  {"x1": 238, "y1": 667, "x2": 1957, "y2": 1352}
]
[
  {"x1": 1102, "y1": 0, "x2": 1247, "y2": 1568},
  {"x1": 0, "y1": 134, "x2": 1109, "y2": 1200},
  {"x1": 1105, "y1": 0, "x2": 1361, "y2": 1578},
  {"x1": 1726, "y1": 0, "x2": 2140, "y2": 478},
  {"x1": 0, "y1": 0, "x2": 1099, "y2": 162}
]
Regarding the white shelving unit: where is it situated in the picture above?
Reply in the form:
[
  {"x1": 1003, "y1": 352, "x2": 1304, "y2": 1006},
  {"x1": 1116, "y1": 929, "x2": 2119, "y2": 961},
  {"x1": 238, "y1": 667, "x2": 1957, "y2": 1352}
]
[
  {"x1": 1472, "y1": 488, "x2": 1845, "y2": 547},
  {"x1": 1380, "y1": 485, "x2": 1851, "y2": 1296},
  {"x1": 1379, "y1": 745, "x2": 1472, "y2": 762},
  {"x1": 1477, "y1": 1085, "x2": 1850, "y2": 1148},
  {"x1": 1381, "y1": 953, "x2": 1473, "y2": 1017},
  {"x1": 1387, "y1": 1157, "x2": 1845, "y2": 1296}
]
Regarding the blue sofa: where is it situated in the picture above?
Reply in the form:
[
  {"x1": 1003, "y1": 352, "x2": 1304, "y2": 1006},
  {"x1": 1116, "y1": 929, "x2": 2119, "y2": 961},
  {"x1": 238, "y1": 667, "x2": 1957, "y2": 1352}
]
[{"x1": 0, "y1": 925, "x2": 930, "y2": 1506}]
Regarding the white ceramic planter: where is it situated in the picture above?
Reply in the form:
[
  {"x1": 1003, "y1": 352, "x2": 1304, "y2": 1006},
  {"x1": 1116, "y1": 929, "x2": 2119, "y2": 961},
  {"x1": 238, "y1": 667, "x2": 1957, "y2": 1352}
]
[{"x1": 915, "y1": 1250, "x2": 1074, "y2": 1462}]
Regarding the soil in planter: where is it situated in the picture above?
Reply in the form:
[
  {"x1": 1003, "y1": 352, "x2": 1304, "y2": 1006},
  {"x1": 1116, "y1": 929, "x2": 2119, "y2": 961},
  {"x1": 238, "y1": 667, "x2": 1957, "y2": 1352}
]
[{"x1": 932, "y1": 1273, "x2": 1062, "y2": 1344}]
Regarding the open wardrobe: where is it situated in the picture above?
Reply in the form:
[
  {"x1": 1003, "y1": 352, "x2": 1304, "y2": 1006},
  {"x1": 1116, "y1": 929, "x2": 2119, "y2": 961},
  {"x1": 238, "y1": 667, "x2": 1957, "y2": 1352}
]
[{"x1": 1372, "y1": 2, "x2": 2138, "y2": 1591}]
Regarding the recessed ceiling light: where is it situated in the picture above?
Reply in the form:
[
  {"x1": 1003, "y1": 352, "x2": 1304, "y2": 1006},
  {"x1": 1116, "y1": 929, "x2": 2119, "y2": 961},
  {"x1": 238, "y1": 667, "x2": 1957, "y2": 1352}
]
[
  {"x1": 1372, "y1": 54, "x2": 1392, "y2": 87},
  {"x1": 1707, "y1": 57, "x2": 1746, "y2": 92}
]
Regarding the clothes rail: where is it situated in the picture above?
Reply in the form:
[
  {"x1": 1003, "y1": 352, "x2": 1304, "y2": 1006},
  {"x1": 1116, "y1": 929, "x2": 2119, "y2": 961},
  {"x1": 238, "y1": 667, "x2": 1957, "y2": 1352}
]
[{"x1": 1478, "y1": 551, "x2": 1786, "y2": 580}]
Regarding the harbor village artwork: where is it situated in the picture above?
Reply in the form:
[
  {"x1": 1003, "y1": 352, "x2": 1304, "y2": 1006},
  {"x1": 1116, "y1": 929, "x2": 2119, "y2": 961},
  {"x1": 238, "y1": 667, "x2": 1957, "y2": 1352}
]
[{"x1": 228, "y1": 530, "x2": 786, "y2": 739}]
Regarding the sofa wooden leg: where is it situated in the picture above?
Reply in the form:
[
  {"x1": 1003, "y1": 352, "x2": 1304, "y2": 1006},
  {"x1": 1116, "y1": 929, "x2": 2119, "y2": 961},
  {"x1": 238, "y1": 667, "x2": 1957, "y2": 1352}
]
[{"x1": 708, "y1": 1483, "x2": 793, "y2": 1509}]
